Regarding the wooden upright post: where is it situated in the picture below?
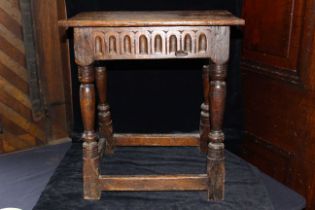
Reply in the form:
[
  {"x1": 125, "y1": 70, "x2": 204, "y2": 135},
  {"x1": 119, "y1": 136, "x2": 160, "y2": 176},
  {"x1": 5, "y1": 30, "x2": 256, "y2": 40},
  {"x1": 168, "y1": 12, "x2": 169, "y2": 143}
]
[
  {"x1": 95, "y1": 66, "x2": 114, "y2": 155},
  {"x1": 199, "y1": 65, "x2": 211, "y2": 153},
  {"x1": 78, "y1": 64, "x2": 101, "y2": 200},
  {"x1": 207, "y1": 63, "x2": 227, "y2": 200}
]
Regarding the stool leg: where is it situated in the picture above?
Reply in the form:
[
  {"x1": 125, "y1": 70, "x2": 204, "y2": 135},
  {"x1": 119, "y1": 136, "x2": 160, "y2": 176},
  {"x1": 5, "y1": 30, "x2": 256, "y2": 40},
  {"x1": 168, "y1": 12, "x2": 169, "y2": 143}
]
[
  {"x1": 199, "y1": 65, "x2": 210, "y2": 153},
  {"x1": 207, "y1": 63, "x2": 227, "y2": 201},
  {"x1": 79, "y1": 64, "x2": 101, "y2": 200},
  {"x1": 95, "y1": 66, "x2": 114, "y2": 156}
]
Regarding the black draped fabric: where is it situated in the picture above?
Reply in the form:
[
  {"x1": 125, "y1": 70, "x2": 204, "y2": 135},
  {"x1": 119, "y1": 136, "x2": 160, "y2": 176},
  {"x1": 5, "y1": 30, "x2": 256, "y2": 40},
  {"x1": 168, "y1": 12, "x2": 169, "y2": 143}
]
[{"x1": 33, "y1": 143, "x2": 274, "y2": 210}]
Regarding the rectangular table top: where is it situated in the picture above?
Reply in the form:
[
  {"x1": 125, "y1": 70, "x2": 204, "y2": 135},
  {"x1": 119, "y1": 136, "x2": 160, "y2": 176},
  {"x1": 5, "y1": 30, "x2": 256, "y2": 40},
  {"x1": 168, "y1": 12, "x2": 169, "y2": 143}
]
[{"x1": 59, "y1": 10, "x2": 245, "y2": 27}]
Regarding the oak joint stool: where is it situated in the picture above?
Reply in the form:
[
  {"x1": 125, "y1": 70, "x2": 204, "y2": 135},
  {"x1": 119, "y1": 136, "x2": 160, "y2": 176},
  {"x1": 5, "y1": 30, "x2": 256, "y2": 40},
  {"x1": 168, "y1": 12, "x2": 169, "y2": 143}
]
[{"x1": 59, "y1": 10, "x2": 244, "y2": 201}]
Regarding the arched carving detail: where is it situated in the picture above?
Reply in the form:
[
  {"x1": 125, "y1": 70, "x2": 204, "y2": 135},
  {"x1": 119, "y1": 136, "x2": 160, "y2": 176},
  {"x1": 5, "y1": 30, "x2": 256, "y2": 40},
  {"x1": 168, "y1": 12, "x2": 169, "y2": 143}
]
[
  {"x1": 154, "y1": 34, "x2": 163, "y2": 53},
  {"x1": 123, "y1": 35, "x2": 132, "y2": 54},
  {"x1": 169, "y1": 35, "x2": 177, "y2": 53},
  {"x1": 109, "y1": 36, "x2": 117, "y2": 54},
  {"x1": 184, "y1": 34, "x2": 192, "y2": 53},
  {"x1": 139, "y1": 35, "x2": 148, "y2": 54},
  {"x1": 198, "y1": 33, "x2": 207, "y2": 52},
  {"x1": 95, "y1": 35, "x2": 104, "y2": 57}
]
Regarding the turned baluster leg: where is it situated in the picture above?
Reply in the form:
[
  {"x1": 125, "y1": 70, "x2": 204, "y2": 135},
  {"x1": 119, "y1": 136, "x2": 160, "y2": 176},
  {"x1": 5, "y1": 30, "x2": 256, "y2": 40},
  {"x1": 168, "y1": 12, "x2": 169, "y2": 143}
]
[
  {"x1": 199, "y1": 65, "x2": 211, "y2": 153},
  {"x1": 207, "y1": 63, "x2": 227, "y2": 201},
  {"x1": 95, "y1": 66, "x2": 114, "y2": 156},
  {"x1": 79, "y1": 64, "x2": 101, "y2": 200}
]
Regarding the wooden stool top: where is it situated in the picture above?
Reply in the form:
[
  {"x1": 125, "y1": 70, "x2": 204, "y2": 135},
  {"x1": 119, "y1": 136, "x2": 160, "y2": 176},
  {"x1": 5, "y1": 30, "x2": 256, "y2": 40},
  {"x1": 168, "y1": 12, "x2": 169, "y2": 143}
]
[{"x1": 59, "y1": 10, "x2": 244, "y2": 27}]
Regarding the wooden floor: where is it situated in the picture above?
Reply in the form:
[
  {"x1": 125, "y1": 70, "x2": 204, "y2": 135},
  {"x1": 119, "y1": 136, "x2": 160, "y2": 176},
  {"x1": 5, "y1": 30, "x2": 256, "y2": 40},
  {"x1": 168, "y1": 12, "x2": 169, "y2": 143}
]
[{"x1": 0, "y1": 0, "x2": 46, "y2": 153}]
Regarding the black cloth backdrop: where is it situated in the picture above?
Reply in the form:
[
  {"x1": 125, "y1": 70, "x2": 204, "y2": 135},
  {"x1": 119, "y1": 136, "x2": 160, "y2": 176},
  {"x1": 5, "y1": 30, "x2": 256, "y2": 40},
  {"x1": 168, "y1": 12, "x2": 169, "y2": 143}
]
[{"x1": 66, "y1": 0, "x2": 244, "y2": 152}]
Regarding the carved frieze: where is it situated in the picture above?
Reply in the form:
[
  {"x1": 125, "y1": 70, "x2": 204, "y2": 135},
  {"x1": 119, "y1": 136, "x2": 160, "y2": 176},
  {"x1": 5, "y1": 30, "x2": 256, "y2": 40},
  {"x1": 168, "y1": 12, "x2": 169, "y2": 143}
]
[{"x1": 74, "y1": 26, "x2": 230, "y2": 65}]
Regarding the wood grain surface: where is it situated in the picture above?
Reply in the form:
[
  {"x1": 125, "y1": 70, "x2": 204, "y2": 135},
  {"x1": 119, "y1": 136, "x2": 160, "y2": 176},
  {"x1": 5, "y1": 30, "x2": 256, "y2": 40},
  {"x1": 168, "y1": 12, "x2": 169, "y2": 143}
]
[
  {"x1": 0, "y1": 0, "x2": 46, "y2": 153},
  {"x1": 59, "y1": 10, "x2": 244, "y2": 27},
  {"x1": 70, "y1": 10, "x2": 242, "y2": 201},
  {"x1": 114, "y1": 133, "x2": 200, "y2": 146},
  {"x1": 100, "y1": 174, "x2": 208, "y2": 191},
  {"x1": 241, "y1": 0, "x2": 315, "y2": 209}
]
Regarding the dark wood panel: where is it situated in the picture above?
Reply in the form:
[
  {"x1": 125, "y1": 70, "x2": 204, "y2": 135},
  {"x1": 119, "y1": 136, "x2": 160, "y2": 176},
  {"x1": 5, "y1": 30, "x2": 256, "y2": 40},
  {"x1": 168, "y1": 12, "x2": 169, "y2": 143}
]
[
  {"x1": 0, "y1": 0, "x2": 48, "y2": 153},
  {"x1": 57, "y1": 0, "x2": 73, "y2": 135},
  {"x1": 241, "y1": 132, "x2": 293, "y2": 184},
  {"x1": 32, "y1": 0, "x2": 70, "y2": 140},
  {"x1": 20, "y1": 0, "x2": 45, "y2": 121},
  {"x1": 243, "y1": 0, "x2": 294, "y2": 57},
  {"x1": 0, "y1": 0, "x2": 71, "y2": 153},
  {"x1": 241, "y1": 0, "x2": 315, "y2": 208},
  {"x1": 242, "y1": 73, "x2": 307, "y2": 152},
  {"x1": 242, "y1": 0, "x2": 304, "y2": 73},
  {"x1": 241, "y1": 71, "x2": 315, "y2": 208},
  {"x1": 298, "y1": 0, "x2": 315, "y2": 91}
]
